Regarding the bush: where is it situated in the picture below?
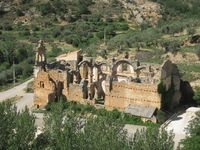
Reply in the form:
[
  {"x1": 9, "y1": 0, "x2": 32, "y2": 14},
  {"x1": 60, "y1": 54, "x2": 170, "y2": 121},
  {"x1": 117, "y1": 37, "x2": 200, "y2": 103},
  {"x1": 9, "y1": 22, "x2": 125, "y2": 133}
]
[
  {"x1": 193, "y1": 87, "x2": 200, "y2": 105},
  {"x1": 156, "y1": 110, "x2": 167, "y2": 123},
  {"x1": 20, "y1": 0, "x2": 32, "y2": 4},
  {"x1": 21, "y1": 62, "x2": 33, "y2": 78},
  {"x1": 14, "y1": 65, "x2": 23, "y2": 76},
  {"x1": 0, "y1": 62, "x2": 10, "y2": 71},
  {"x1": 96, "y1": 31, "x2": 104, "y2": 39},
  {"x1": 0, "y1": 72, "x2": 7, "y2": 85},
  {"x1": 31, "y1": 26, "x2": 40, "y2": 31},
  {"x1": 38, "y1": 2, "x2": 54, "y2": 15},
  {"x1": 52, "y1": 29, "x2": 61, "y2": 38},
  {"x1": 158, "y1": 81, "x2": 166, "y2": 94},
  {"x1": 47, "y1": 46, "x2": 62, "y2": 57},
  {"x1": 16, "y1": 9, "x2": 24, "y2": 16},
  {"x1": 20, "y1": 29, "x2": 31, "y2": 36},
  {"x1": 3, "y1": 23, "x2": 13, "y2": 31},
  {"x1": 114, "y1": 22, "x2": 129, "y2": 31},
  {"x1": 5, "y1": 69, "x2": 13, "y2": 81},
  {"x1": 161, "y1": 40, "x2": 181, "y2": 53}
]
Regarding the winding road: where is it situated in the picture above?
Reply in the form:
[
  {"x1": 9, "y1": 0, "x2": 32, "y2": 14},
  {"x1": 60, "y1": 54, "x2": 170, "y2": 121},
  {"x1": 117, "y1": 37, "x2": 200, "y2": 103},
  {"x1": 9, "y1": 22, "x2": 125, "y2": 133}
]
[
  {"x1": 0, "y1": 78, "x2": 34, "y2": 111},
  {"x1": 0, "y1": 78, "x2": 44, "y2": 128}
]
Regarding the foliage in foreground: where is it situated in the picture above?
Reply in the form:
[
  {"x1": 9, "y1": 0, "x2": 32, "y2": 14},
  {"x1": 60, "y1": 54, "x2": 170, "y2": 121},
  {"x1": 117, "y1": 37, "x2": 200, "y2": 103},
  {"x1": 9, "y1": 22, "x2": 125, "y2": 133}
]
[
  {"x1": 36, "y1": 101, "x2": 174, "y2": 150},
  {"x1": 193, "y1": 87, "x2": 200, "y2": 105},
  {"x1": 46, "y1": 100, "x2": 156, "y2": 126},
  {"x1": 0, "y1": 101, "x2": 175, "y2": 149},
  {"x1": 0, "y1": 101, "x2": 36, "y2": 149},
  {"x1": 181, "y1": 111, "x2": 200, "y2": 150}
]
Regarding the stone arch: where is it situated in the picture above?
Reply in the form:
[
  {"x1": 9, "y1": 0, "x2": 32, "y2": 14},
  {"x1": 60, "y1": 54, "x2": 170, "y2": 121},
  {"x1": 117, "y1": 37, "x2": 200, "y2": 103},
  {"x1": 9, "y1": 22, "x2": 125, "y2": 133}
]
[
  {"x1": 94, "y1": 62, "x2": 110, "y2": 81},
  {"x1": 112, "y1": 59, "x2": 134, "y2": 76},
  {"x1": 77, "y1": 60, "x2": 92, "y2": 80},
  {"x1": 78, "y1": 60, "x2": 93, "y2": 69},
  {"x1": 98, "y1": 62, "x2": 111, "y2": 74},
  {"x1": 108, "y1": 59, "x2": 135, "y2": 91}
]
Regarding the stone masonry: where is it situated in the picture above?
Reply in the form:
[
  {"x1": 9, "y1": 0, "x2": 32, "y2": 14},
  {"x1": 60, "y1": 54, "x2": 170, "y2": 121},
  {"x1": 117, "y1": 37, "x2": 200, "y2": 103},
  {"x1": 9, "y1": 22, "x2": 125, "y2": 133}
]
[{"x1": 33, "y1": 41, "x2": 184, "y2": 121}]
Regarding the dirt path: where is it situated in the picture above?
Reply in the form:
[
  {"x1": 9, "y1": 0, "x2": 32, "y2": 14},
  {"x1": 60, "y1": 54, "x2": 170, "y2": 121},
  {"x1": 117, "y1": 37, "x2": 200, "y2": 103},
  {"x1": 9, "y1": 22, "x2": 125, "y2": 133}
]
[
  {"x1": 0, "y1": 78, "x2": 33, "y2": 102},
  {"x1": 0, "y1": 78, "x2": 34, "y2": 112}
]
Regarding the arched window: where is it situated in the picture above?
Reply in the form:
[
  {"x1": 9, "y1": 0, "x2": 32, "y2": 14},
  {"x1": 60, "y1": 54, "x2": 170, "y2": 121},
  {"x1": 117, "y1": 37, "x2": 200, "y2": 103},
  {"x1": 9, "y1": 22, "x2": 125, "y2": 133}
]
[{"x1": 40, "y1": 81, "x2": 44, "y2": 88}]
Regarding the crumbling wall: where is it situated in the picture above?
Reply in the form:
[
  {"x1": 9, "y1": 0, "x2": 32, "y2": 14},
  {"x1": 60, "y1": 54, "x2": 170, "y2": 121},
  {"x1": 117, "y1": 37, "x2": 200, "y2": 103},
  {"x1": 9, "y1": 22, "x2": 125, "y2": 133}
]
[
  {"x1": 160, "y1": 60, "x2": 181, "y2": 108},
  {"x1": 104, "y1": 81, "x2": 161, "y2": 110},
  {"x1": 34, "y1": 70, "x2": 56, "y2": 107}
]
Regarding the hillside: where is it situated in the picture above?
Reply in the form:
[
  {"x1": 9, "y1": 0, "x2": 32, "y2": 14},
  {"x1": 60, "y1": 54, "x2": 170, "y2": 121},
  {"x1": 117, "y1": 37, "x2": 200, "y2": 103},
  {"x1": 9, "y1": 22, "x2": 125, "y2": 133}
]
[{"x1": 0, "y1": 0, "x2": 200, "y2": 88}]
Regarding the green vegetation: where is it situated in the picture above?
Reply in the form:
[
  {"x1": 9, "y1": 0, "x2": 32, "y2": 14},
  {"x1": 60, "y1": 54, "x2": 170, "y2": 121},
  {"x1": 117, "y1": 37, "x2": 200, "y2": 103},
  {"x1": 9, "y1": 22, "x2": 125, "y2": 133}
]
[
  {"x1": 0, "y1": 101, "x2": 36, "y2": 149},
  {"x1": 181, "y1": 111, "x2": 200, "y2": 150},
  {"x1": 193, "y1": 87, "x2": 200, "y2": 105},
  {"x1": 46, "y1": 100, "x2": 156, "y2": 126},
  {"x1": 158, "y1": 81, "x2": 175, "y2": 111},
  {"x1": 0, "y1": 0, "x2": 200, "y2": 83},
  {"x1": 0, "y1": 34, "x2": 34, "y2": 89},
  {"x1": 0, "y1": 100, "x2": 174, "y2": 149},
  {"x1": 178, "y1": 64, "x2": 200, "y2": 82},
  {"x1": 151, "y1": 0, "x2": 200, "y2": 17}
]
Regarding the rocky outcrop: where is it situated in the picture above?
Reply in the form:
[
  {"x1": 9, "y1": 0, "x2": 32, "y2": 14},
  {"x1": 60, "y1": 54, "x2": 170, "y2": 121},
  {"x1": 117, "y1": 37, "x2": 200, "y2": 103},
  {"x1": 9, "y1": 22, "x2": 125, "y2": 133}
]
[
  {"x1": 0, "y1": 0, "x2": 12, "y2": 13},
  {"x1": 160, "y1": 60, "x2": 182, "y2": 108},
  {"x1": 119, "y1": 0, "x2": 162, "y2": 26}
]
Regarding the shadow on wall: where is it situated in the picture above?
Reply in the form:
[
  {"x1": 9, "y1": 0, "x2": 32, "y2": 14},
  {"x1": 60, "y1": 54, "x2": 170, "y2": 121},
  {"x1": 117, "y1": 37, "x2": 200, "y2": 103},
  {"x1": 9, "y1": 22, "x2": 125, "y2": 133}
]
[{"x1": 180, "y1": 80, "x2": 194, "y2": 105}]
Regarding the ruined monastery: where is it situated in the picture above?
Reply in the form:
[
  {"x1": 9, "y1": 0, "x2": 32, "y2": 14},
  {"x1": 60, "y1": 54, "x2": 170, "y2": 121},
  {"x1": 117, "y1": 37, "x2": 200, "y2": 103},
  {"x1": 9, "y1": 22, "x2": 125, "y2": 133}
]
[{"x1": 34, "y1": 40, "x2": 187, "y2": 122}]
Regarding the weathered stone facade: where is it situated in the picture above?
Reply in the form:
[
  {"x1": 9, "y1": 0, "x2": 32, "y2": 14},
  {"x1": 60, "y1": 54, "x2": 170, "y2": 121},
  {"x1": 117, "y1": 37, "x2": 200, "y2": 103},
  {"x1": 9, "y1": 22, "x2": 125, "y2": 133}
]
[
  {"x1": 33, "y1": 41, "x2": 184, "y2": 120},
  {"x1": 104, "y1": 82, "x2": 161, "y2": 110}
]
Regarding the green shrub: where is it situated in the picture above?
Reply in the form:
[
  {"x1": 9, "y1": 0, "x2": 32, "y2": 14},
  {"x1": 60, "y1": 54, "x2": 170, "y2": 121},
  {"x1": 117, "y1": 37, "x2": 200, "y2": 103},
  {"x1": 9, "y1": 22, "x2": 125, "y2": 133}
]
[
  {"x1": 16, "y1": 9, "x2": 24, "y2": 16},
  {"x1": 20, "y1": 0, "x2": 32, "y2": 4},
  {"x1": 0, "y1": 62, "x2": 10, "y2": 71},
  {"x1": 5, "y1": 69, "x2": 13, "y2": 81},
  {"x1": 3, "y1": 23, "x2": 13, "y2": 31},
  {"x1": 156, "y1": 110, "x2": 167, "y2": 123},
  {"x1": 21, "y1": 62, "x2": 33, "y2": 78},
  {"x1": 47, "y1": 46, "x2": 62, "y2": 58},
  {"x1": 0, "y1": 72, "x2": 7, "y2": 85},
  {"x1": 161, "y1": 40, "x2": 181, "y2": 53},
  {"x1": 52, "y1": 29, "x2": 61, "y2": 38},
  {"x1": 20, "y1": 29, "x2": 31, "y2": 36},
  {"x1": 161, "y1": 82, "x2": 175, "y2": 111},
  {"x1": 38, "y1": 2, "x2": 54, "y2": 15},
  {"x1": 158, "y1": 81, "x2": 166, "y2": 94},
  {"x1": 123, "y1": 113, "x2": 144, "y2": 125},
  {"x1": 14, "y1": 65, "x2": 23, "y2": 76},
  {"x1": 31, "y1": 26, "x2": 40, "y2": 31},
  {"x1": 193, "y1": 87, "x2": 200, "y2": 105},
  {"x1": 110, "y1": 109, "x2": 121, "y2": 120}
]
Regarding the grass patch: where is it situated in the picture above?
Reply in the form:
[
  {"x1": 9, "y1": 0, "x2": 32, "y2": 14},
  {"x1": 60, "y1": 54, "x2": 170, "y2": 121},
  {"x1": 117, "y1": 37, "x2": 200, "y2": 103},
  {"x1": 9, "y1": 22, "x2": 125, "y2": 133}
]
[
  {"x1": 46, "y1": 100, "x2": 157, "y2": 127},
  {"x1": 181, "y1": 45, "x2": 199, "y2": 53},
  {"x1": 178, "y1": 63, "x2": 200, "y2": 73},
  {"x1": 2, "y1": 96, "x2": 22, "y2": 104},
  {"x1": 32, "y1": 108, "x2": 46, "y2": 113},
  {"x1": 178, "y1": 63, "x2": 200, "y2": 81}
]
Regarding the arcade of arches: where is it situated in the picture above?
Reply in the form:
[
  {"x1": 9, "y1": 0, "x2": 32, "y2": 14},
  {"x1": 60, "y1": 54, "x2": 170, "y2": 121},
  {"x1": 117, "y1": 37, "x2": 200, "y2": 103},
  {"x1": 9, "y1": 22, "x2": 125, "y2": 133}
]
[{"x1": 33, "y1": 41, "x2": 189, "y2": 121}]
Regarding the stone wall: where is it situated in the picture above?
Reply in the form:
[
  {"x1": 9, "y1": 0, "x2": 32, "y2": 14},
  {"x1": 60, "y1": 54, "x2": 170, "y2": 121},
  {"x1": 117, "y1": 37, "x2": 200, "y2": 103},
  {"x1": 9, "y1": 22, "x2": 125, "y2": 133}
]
[
  {"x1": 33, "y1": 48, "x2": 182, "y2": 113},
  {"x1": 63, "y1": 84, "x2": 95, "y2": 105},
  {"x1": 104, "y1": 81, "x2": 161, "y2": 110},
  {"x1": 34, "y1": 70, "x2": 56, "y2": 107},
  {"x1": 160, "y1": 60, "x2": 181, "y2": 107}
]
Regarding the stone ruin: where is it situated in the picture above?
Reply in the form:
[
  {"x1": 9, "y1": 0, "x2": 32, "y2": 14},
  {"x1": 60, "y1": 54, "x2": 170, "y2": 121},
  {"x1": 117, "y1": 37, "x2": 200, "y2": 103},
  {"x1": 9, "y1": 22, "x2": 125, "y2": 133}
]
[{"x1": 33, "y1": 41, "x2": 187, "y2": 122}]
